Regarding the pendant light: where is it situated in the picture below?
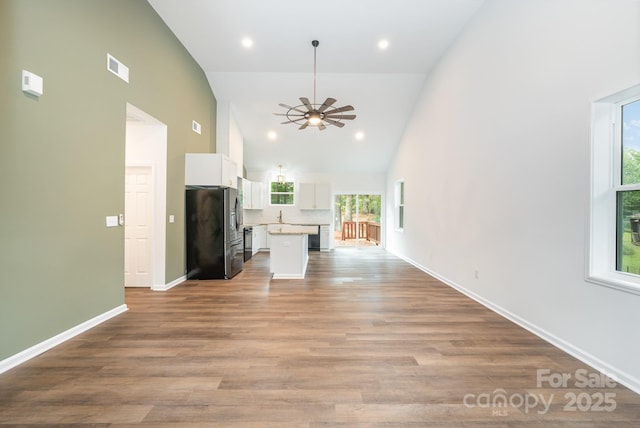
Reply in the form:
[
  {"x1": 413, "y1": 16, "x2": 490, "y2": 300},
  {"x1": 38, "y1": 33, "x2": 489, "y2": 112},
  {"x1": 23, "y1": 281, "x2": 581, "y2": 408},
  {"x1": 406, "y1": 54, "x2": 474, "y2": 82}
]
[{"x1": 277, "y1": 164, "x2": 286, "y2": 183}]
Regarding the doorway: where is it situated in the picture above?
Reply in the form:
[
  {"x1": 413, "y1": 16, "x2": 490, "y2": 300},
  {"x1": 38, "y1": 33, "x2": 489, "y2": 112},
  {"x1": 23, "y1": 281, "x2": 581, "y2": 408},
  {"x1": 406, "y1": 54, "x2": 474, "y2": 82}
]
[
  {"x1": 125, "y1": 104, "x2": 167, "y2": 289},
  {"x1": 334, "y1": 194, "x2": 382, "y2": 248}
]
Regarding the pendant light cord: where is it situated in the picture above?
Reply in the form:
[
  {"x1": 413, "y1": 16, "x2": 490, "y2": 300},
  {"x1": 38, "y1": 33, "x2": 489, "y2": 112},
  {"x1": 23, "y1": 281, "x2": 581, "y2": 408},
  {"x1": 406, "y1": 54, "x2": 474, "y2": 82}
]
[{"x1": 313, "y1": 42, "x2": 317, "y2": 105}]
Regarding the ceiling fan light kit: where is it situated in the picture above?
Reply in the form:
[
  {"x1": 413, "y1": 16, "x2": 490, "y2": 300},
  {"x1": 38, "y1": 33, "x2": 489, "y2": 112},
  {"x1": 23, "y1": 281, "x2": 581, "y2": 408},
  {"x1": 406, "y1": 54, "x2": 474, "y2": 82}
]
[{"x1": 275, "y1": 40, "x2": 356, "y2": 131}]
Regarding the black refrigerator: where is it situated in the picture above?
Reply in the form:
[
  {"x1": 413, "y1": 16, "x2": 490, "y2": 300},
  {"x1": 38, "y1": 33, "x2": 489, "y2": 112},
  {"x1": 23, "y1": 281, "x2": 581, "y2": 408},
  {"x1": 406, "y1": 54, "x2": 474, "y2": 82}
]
[{"x1": 186, "y1": 187, "x2": 243, "y2": 279}]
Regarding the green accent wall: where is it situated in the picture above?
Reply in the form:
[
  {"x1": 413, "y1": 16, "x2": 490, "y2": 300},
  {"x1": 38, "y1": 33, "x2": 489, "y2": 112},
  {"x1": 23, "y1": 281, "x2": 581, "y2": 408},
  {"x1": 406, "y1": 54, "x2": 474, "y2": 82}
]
[{"x1": 0, "y1": 0, "x2": 217, "y2": 360}]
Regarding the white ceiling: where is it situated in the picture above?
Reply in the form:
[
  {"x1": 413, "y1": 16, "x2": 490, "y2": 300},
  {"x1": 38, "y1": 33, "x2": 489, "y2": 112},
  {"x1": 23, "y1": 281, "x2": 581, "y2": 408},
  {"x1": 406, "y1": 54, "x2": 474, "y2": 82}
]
[{"x1": 147, "y1": 0, "x2": 484, "y2": 175}]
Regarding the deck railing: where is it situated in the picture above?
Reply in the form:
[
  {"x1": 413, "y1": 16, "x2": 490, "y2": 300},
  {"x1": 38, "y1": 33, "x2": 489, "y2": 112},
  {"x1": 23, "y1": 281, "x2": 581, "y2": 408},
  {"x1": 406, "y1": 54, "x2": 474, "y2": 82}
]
[
  {"x1": 341, "y1": 221, "x2": 381, "y2": 245},
  {"x1": 367, "y1": 223, "x2": 381, "y2": 245}
]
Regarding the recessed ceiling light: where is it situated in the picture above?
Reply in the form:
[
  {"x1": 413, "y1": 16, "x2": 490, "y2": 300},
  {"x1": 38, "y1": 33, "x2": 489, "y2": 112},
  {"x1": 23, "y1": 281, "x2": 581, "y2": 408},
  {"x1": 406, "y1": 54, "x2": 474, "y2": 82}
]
[
  {"x1": 378, "y1": 39, "x2": 389, "y2": 50},
  {"x1": 355, "y1": 131, "x2": 365, "y2": 141},
  {"x1": 267, "y1": 131, "x2": 277, "y2": 140},
  {"x1": 241, "y1": 37, "x2": 254, "y2": 48}
]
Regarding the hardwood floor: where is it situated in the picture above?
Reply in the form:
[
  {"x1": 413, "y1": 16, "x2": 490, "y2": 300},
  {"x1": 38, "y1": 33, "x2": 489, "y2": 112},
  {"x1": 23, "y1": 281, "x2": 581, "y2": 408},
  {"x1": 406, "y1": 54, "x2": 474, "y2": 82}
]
[{"x1": 1, "y1": 249, "x2": 639, "y2": 426}]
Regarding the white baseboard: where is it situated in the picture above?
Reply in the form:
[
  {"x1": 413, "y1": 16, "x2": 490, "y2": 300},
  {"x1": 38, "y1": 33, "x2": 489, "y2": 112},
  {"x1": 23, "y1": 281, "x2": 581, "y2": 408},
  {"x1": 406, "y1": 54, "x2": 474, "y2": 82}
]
[
  {"x1": 152, "y1": 275, "x2": 186, "y2": 291},
  {"x1": 387, "y1": 249, "x2": 640, "y2": 396},
  {"x1": 0, "y1": 304, "x2": 128, "y2": 375}
]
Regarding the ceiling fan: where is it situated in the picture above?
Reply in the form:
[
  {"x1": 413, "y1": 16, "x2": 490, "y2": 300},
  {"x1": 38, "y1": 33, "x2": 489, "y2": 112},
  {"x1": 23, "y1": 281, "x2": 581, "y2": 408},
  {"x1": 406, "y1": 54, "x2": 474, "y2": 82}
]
[{"x1": 274, "y1": 40, "x2": 356, "y2": 131}]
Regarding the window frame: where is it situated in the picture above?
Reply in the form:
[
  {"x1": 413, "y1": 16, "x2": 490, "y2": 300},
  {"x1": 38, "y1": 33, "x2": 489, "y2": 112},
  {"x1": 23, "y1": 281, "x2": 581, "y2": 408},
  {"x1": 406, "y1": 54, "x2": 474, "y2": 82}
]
[
  {"x1": 394, "y1": 180, "x2": 405, "y2": 232},
  {"x1": 588, "y1": 84, "x2": 640, "y2": 295},
  {"x1": 269, "y1": 180, "x2": 295, "y2": 206}
]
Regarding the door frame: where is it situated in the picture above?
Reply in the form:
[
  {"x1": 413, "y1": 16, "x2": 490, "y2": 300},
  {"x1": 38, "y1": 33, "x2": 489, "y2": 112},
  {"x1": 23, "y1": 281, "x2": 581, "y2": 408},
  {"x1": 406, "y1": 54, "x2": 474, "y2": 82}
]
[
  {"x1": 125, "y1": 103, "x2": 167, "y2": 289},
  {"x1": 333, "y1": 193, "x2": 383, "y2": 248}
]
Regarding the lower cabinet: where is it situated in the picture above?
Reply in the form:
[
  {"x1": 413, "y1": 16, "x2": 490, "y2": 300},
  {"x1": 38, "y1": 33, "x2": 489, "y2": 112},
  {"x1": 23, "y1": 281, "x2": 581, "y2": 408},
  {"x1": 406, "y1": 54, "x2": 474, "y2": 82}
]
[
  {"x1": 320, "y1": 225, "x2": 331, "y2": 251},
  {"x1": 251, "y1": 228, "x2": 260, "y2": 256},
  {"x1": 252, "y1": 225, "x2": 268, "y2": 251}
]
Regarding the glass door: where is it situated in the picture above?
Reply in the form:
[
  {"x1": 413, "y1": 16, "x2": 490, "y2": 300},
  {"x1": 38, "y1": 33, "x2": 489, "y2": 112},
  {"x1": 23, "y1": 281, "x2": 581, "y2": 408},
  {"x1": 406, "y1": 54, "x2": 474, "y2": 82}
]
[{"x1": 334, "y1": 194, "x2": 382, "y2": 248}]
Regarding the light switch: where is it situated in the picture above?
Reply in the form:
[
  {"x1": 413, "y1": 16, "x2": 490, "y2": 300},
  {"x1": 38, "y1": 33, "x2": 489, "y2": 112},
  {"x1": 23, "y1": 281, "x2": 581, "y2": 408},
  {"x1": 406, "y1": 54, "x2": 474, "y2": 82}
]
[
  {"x1": 169, "y1": 215, "x2": 175, "y2": 223},
  {"x1": 106, "y1": 216, "x2": 118, "y2": 227}
]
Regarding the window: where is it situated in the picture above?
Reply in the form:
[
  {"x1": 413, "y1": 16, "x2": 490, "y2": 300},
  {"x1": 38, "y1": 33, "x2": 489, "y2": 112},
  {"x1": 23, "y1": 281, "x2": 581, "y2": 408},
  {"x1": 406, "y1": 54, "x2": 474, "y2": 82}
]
[
  {"x1": 395, "y1": 180, "x2": 404, "y2": 231},
  {"x1": 270, "y1": 181, "x2": 295, "y2": 205},
  {"x1": 616, "y1": 99, "x2": 640, "y2": 273},
  {"x1": 589, "y1": 84, "x2": 640, "y2": 295}
]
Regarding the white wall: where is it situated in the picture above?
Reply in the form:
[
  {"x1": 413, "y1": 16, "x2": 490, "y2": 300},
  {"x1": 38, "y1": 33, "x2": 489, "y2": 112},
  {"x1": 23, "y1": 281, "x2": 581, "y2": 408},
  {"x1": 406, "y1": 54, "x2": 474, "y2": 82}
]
[
  {"x1": 386, "y1": 0, "x2": 640, "y2": 391},
  {"x1": 229, "y1": 110, "x2": 244, "y2": 178}
]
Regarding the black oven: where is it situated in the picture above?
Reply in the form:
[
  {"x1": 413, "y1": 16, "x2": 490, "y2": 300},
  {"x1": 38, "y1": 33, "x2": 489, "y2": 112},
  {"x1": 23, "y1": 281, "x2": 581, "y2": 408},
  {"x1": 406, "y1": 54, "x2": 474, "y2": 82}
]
[
  {"x1": 308, "y1": 225, "x2": 320, "y2": 251},
  {"x1": 243, "y1": 226, "x2": 253, "y2": 261}
]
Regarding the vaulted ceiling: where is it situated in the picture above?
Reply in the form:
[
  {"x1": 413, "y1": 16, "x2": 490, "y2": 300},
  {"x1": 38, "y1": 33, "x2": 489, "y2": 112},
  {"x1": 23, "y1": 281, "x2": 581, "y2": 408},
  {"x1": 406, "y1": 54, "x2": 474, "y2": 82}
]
[{"x1": 148, "y1": 0, "x2": 484, "y2": 175}]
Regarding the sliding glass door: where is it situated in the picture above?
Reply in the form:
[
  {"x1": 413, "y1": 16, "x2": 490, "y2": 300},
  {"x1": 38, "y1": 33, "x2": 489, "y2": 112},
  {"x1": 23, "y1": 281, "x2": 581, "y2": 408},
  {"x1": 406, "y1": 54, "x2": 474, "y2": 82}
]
[{"x1": 334, "y1": 194, "x2": 381, "y2": 248}]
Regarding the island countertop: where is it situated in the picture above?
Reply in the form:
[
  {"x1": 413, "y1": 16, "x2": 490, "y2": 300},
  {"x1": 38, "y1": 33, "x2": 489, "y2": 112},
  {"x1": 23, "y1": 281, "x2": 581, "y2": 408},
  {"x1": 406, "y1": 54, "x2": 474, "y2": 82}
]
[{"x1": 268, "y1": 225, "x2": 319, "y2": 235}]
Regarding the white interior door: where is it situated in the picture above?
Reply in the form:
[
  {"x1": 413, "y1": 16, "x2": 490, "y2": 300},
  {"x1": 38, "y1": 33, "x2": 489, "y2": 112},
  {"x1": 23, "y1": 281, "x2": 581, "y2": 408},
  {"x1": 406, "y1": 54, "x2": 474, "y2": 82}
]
[{"x1": 124, "y1": 166, "x2": 153, "y2": 287}]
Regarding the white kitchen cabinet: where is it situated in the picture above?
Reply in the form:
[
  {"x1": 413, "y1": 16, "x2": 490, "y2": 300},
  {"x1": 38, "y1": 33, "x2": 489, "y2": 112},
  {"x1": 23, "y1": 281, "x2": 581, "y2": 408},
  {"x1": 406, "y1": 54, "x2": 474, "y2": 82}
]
[
  {"x1": 299, "y1": 182, "x2": 331, "y2": 210},
  {"x1": 320, "y1": 225, "x2": 331, "y2": 251},
  {"x1": 265, "y1": 227, "x2": 271, "y2": 250},
  {"x1": 298, "y1": 183, "x2": 315, "y2": 209},
  {"x1": 251, "y1": 227, "x2": 260, "y2": 255},
  {"x1": 242, "y1": 179, "x2": 251, "y2": 206},
  {"x1": 250, "y1": 181, "x2": 264, "y2": 209},
  {"x1": 242, "y1": 180, "x2": 264, "y2": 210},
  {"x1": 253, "y1": 225, "x2": 267, "y2": 251},
  {"x1": 185, "y1": 153, "x2": 237, "y2": 188}
]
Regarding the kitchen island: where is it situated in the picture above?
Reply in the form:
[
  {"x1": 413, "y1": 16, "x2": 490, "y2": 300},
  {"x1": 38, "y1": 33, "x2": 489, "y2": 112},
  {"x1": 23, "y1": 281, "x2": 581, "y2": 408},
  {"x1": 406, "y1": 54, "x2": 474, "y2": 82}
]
[{"x1": 269, "y1": 225, "x2": 318, "y2": 279}]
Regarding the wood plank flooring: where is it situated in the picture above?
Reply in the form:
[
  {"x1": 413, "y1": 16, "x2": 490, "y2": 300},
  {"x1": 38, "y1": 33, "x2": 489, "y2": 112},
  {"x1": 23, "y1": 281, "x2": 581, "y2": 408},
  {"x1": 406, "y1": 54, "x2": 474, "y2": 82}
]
[{"x1": 1, "y1": 249, "x2": 639, "y2": 426}]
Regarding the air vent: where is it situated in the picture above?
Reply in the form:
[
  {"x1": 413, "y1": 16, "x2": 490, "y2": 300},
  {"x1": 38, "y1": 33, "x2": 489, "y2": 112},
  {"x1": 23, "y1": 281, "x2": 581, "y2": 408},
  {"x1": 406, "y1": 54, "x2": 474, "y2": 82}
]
[
  {"x1": 22, "y1": 70, "x2": 43, "y2": 96},
  {"x1": 107, "y1": 53, "x2": 129, "y2": 83}
]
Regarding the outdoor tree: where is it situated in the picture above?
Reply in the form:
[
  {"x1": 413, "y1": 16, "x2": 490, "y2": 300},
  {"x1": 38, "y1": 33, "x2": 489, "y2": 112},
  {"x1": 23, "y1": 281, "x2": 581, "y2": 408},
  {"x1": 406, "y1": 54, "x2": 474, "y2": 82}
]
[
  {"x1": 344, "y1": 195, "x2": 353, "y2": 222},
  {"x1": 622, "y1": 149, "x2": 640, "y2": 218}
]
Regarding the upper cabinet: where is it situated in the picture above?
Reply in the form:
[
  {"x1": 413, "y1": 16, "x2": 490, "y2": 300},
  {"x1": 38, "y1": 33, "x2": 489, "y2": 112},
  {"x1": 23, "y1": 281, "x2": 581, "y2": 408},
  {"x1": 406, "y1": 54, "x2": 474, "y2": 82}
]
[
  {"x1": 299, "y1": 182, "x2": 331, "y2": 210},
  {"x1": 242, "y1": 179, "x2": 251, "y2": 206},
  {"x1": 242, "y1": 179, "x2": 264, "y2": 210},
  {"x1": 185, "y1": 153, "x2": 237, "y2": 188},
  {"x1": 251, "y1": 181, "x2": 264, "y2": 209}
]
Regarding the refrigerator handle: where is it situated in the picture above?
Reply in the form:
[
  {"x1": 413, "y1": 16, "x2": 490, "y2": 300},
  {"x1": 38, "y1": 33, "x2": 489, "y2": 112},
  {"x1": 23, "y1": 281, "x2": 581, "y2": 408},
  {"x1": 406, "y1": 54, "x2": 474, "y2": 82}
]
[{"x1": 234, "y1": 196, "x2": 240, "y2": 231}]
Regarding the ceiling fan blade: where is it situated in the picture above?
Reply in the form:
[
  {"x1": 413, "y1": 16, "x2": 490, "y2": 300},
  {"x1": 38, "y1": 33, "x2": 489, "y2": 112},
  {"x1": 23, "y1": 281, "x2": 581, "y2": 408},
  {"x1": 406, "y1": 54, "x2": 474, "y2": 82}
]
[
  {"x1": 334, "y1": 114, "x2": 356, "y2": 120},
  {"x1": 273, "y1": 112, "x2": 304, "y2": 116},
  {"x1": 323, "y1": 117, "x2": 345, "y2": 128},
  {"x1": 279, "y1": 103, "x2": 307, "y2": 114},
  {"x1": 300, "y1": 97, "x2": 314, "y2": 111},
  {"x1": 318, "y1": 123, "x2": 326, "y2": 130},
  {"x1": 299, "y1": 122, "x2": 309, "y2": 130},
  {"x1": 325, "y1": 105, "x2": 355, "y2": 115},
  {"x1": 281, "y1": 119, "x2": 302, "y2": 125},
  {"x1": 317, "y1": 97, "x2": 337, "y2": 113}
]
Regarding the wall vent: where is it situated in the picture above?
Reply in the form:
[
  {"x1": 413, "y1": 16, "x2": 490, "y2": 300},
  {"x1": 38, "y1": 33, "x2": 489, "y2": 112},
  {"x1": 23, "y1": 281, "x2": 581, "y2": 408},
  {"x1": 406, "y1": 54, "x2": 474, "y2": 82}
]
[
  {"x1": 22, "y1": 70, "x2": 43, "y2": 96},
  {"x1": 107, "y1": 53, "x2": 129, "y2": 83}
]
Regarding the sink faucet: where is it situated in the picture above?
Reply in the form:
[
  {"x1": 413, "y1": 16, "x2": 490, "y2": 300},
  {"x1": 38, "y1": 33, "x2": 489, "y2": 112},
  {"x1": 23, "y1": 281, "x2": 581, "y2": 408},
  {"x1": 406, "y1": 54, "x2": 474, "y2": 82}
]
[{"x1": 277, "y1": 210, "x2": 283, "y2": 224}]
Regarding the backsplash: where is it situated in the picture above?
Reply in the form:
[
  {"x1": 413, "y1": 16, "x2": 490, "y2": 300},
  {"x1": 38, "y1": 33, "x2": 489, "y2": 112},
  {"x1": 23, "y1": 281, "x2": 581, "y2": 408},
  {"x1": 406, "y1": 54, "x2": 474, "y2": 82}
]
[{"x1": 243, "y1": 206, "x2": 332, "y2": 226}]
